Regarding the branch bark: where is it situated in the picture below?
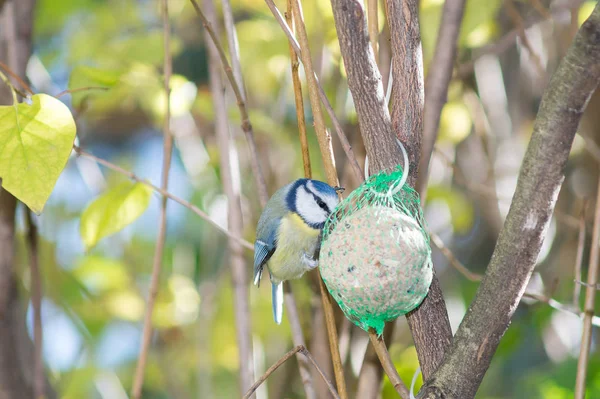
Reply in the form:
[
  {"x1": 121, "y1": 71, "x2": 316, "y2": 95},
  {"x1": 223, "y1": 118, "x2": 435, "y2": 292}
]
[
  {"x1": 330, "y1": 0, "x2": 400, "y2": 175},
  {"x1": 384, "y1": 0, "x2": 453, "y2": 380},
  {"x1": 418, "y1": 5, "x2": 600, "y2": 398}
]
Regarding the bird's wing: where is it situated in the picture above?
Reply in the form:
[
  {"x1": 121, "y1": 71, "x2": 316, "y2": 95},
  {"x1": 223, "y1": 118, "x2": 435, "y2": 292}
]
[{"x1": 253, "y1": 226, "x2": 278, "y2": 286}]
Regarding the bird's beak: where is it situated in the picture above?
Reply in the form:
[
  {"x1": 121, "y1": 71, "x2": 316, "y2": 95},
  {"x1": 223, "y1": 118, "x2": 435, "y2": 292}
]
[{"x1": 334, "y1": 186, "x2": 345, "y2": 193}]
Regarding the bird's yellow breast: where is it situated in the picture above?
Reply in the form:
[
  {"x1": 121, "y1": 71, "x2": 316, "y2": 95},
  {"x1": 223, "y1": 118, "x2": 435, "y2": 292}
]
[{"x1": 268, "y1": 213, "x2": 321, "y2": 283}]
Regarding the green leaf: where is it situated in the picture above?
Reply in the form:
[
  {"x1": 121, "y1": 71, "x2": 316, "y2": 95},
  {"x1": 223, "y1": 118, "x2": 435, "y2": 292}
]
[
  {"x1": 0, "y1": 93, "x2": 76, "y2": 213},
  {"x1": 80, "y1": 181, "x2": 152, "y2": 250}
]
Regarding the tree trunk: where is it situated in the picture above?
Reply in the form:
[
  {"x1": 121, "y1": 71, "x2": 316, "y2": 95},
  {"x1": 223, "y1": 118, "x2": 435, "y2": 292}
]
[{"x1": 0, "y1": 1, "x2": 55, "y2": 398}]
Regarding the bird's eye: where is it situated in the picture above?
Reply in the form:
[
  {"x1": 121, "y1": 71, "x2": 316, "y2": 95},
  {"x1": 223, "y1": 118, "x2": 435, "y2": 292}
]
[{"x1": 316, "y1": 198, "x2": 328, "y2": 211}]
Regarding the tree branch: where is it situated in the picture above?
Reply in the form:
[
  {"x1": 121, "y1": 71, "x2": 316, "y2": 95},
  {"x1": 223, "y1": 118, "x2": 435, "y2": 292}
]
[
  {"x1": 330, "y1": 0, "x2": 399, "y2": 175},
  {"x1": 368, "y1": 330, "x2": 410, "y2": 399},
  {"x1": 416, "y1": 0, "x2": 467, "y2": 196},
  {"x1": 384, "y1": 0, "x2": 453, "y2": 380},
  {"x1": 418, "y1": 5, "x2": 600, "y2": 398},
  {"x1": 356, "y1": 325, "x2": 394, "y2": 398},
  {"x1": 131, "y1": 1, "x2": 174, "y2": 396}
]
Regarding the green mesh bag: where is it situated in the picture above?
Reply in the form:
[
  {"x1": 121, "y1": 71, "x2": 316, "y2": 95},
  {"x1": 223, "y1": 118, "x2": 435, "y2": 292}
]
[{"x1": 320, "y1": 158, "x2": 432, "y2": 336}]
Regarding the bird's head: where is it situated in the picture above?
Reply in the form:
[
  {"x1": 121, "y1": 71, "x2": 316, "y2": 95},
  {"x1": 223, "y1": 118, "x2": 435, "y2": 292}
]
[{"x1": 287, "y1": 179, "x2": 340, "y2": 229}]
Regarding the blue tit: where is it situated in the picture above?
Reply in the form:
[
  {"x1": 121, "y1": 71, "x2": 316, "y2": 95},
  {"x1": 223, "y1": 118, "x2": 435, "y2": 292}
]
[{"x1": 254, "y1": 179, "x2": 341, "y2": 324}]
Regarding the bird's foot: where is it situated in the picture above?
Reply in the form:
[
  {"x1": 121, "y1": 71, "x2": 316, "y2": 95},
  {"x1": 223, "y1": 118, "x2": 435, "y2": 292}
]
[{"x1": 302, "y1": 253, "x2": 318, "y2": 269}]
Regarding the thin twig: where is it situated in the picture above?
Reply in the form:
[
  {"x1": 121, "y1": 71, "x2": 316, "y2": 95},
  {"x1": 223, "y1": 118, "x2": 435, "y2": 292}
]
[
  {"x1": 523, "y1": 292, "x2": 600, "y2": 327},
  {"x1": 417, "y1": 0, "x2": 467, "y2": 196},
  {"x1": 289, "y1": 0, "x2": 342, "y2": 183},
  {"x1": 55, "y1": 86, "x2": 110, "y2": 98},
  {"x1": 574, "y1": 174, "x2": 600, "y2": 399},
  {"x1": 432, "y1": 146, "x2": 581, "y2": 229},
  {"x1": 430, "y1": 231, "x2": 483, "y2": 282},
  {"x1": 263, "y1": 0, "x2": 364, "y2": 182},
  {"x1": 222, "y1": 0, "x2": 316, "y2": 393},
  {"x1": 0, "y1": 68, "x2": 21, "y2": 105},
  {"x1": 431, "y1": 231, "x2": 600, "y2": 328},
  {"x1": 0, "y1": 60, "x2": 33, "y2": 94},
  {"x1": 283, "y1": 284, "x2": 316, "y2": 399},
  {"x1": 25, "y1": 211, "x2": 44, "y2": 399},
  {"x1": 367, "y1": 0, "x2": 378, "y2": 62},
  {"x1": 574, "y1": 280, "x2": 600, "y2": 289},
  {"x1": 530, "y1": 0, "x2": 552, "y2": 19},
  {"x1": 281, "y1": 2, "x2": 317, "y2": 397},
  {"x1": 368, "y1": 330, "x2": 410, "y2": 399},
  {"x1": 286, "y1": 1, "x2": 311, "y2": 179},
  {"x1": 189, "y1": 0, "x2": 269, "y2": 205},
  {"x1": 72, "y1": 145, "x2": 254, "y2": 251},
  {"x1": 203, "y1": 0, "x2": 255, "y2": 392},
  {"x1": 242, "y1": 346, "x2": 340, "y2": 399},
  {"x1": 132, "y1": 3, "x2": 173, "y2": 395},
  {"x1": 504, "y1": 0, "x2": 546, "y2": 78},
  {"x1": 573, "y1": 208, "x2": 586, "y2": 309},
  {"x1": 288, "y1": 0, "x2": 348, "y2": 397},
  {"x1": 457, "y1": 0, "x2": 583, "y2": 77},
  {"x1": 435, "y1": 242, "x2": 600, "y2": 327}
]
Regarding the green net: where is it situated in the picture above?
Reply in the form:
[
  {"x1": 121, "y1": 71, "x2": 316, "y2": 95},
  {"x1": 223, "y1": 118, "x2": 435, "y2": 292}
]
[{"x1": 320, "y1": 165, "x2": 433, "y2": 335}]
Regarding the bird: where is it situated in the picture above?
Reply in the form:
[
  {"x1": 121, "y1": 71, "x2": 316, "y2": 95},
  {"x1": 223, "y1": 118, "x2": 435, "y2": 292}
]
[{"x1": 254, "y1": 178, "x2": 341, "y2": 324}]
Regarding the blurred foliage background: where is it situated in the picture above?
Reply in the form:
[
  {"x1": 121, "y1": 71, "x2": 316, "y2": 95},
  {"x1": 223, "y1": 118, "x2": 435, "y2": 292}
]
[{"x1": 13, "y1": 0, "x2": 600, "y2": 397}]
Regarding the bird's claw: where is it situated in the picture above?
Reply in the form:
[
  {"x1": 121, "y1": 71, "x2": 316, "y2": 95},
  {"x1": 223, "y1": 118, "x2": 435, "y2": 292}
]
[{"x1": 302, "y1": 253, "x2": 318, "y2": 269}]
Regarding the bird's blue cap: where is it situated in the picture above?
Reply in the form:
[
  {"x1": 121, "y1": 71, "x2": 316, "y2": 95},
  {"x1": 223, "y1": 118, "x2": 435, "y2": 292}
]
[{"x1": 285, "y1": 178, "x2": 337, "y2": 212}]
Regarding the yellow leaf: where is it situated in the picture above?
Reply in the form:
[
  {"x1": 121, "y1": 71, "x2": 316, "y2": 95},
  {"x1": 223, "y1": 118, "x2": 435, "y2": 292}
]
[
  {"x1": 0, "y1": 94, "x2": 76, "y2": 213},
  {"x1": 80, "y1": 182, "x2": 152, "y2": 250}
]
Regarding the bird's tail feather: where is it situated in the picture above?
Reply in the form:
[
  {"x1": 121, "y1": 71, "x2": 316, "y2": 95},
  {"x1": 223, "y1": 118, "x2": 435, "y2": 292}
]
[{"x1": 271, "y1": 282, "x2": 284, "y2": 324}]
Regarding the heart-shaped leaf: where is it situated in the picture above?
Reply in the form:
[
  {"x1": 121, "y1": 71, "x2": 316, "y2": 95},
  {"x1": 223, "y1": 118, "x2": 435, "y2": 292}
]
[
  {"x1": 80, "y1": 181, "x2": 152, "y2": 250},
  {"x1": 0, "y1": 94, "x2": 77, "y2": 213}
]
